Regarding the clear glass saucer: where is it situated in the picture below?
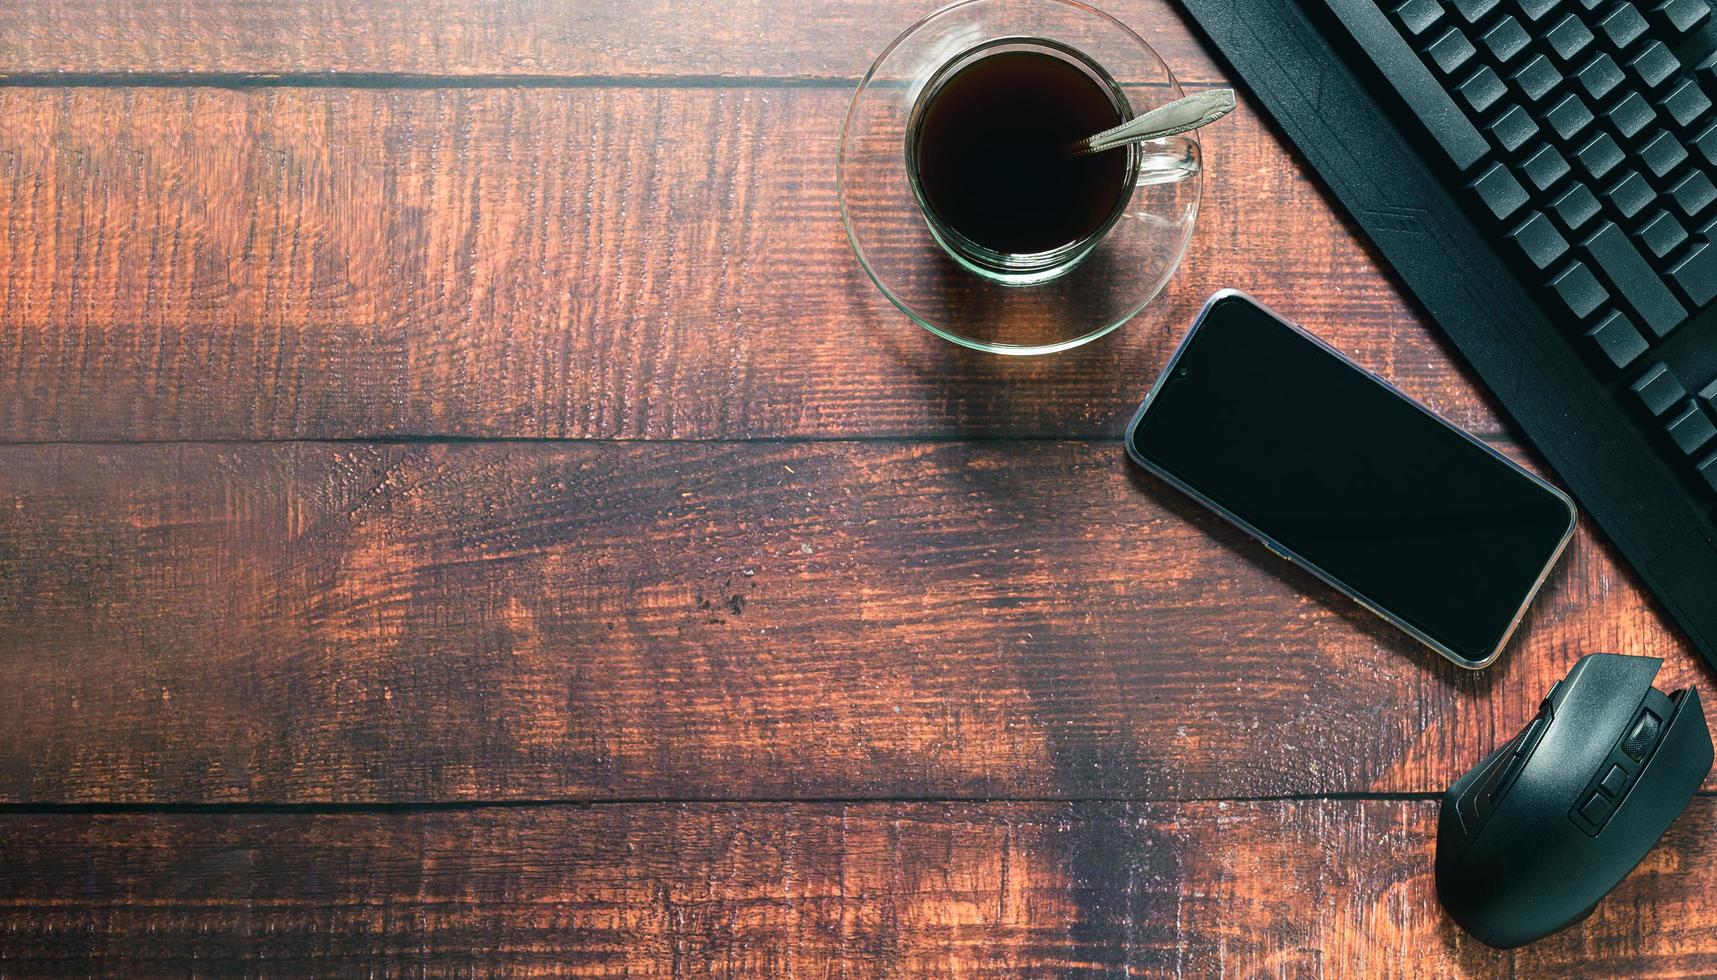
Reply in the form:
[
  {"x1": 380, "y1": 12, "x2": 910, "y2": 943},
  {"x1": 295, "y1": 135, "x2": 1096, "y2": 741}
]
[{"x1": 838, "y1": 0, "x2": 1202, "y2": 355}]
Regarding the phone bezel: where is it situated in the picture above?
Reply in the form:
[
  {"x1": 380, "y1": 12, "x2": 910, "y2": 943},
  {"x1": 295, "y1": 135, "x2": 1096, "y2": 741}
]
[{"x1": 1124, "y1": 289, "x2": 1578, "y2": 670}]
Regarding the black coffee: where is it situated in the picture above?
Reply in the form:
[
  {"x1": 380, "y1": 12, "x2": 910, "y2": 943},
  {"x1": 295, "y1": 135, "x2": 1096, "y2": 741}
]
[{"x1": 911, "y1": 46, "x2": 1132, "y2": 257}]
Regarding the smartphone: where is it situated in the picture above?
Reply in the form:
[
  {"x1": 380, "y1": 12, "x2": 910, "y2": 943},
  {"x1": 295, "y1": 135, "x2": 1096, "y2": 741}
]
[{"x1": 1126, "y1": 291, "x2": 1576, "y2": 669}]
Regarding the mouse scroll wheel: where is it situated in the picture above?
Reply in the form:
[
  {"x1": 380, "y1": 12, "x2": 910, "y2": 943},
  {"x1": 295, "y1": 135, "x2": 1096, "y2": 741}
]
[{"x1": 1622, "y1": 709, "x2": 1663, "y2": 762}]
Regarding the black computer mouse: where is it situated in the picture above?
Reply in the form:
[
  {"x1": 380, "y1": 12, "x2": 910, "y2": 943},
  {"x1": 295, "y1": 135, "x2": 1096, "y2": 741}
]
[{"x1": 1435, "y1": 653, "x2": 1712, "y2": 949}]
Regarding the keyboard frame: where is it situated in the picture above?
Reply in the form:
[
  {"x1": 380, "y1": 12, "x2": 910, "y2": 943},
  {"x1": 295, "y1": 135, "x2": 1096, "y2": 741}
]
[{"x1": 1178, "y1": 0, "x2": 1717, "y2": 668}]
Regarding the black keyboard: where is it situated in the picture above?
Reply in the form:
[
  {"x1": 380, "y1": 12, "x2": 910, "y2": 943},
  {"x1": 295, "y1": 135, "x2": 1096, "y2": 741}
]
[{"x1": 1179, "y1": 0, "x2": 1717, "y2": 667}]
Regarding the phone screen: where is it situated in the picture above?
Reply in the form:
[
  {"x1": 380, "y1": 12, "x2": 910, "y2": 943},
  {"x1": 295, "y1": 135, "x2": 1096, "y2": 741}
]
[{"x1": 1127, "y1": 293, "x2": 1575, "y2": 667}]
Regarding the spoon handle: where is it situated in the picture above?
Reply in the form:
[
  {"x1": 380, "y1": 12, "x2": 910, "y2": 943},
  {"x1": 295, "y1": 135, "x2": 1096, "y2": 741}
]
[{"x1": 1067, "y1": 88, "x2": 1236, "y2": 156}]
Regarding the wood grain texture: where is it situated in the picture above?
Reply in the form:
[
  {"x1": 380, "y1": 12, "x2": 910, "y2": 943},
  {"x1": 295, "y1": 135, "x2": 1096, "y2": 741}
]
[
  {"x1": 4, "y1": 799, "x2": 1716, "y2": 976},
  {"x1": 0, "y1": 440, "x2": 1695, "y2": 804},
  {"x1": 5, "y1": 0, "x2": 1711, "y2": 970},
  {"x1": 0, "y1": 0, "x2": 1225, "y2": 84},
  {"x1": 0, "y1": 86, "x2": 1503, "y2": 442}
]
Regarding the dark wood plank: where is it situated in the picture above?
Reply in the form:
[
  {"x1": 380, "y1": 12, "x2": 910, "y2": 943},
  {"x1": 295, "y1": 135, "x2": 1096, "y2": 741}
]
[
  {"x1": 3, "y1": 799, "x2": 1715, "y2": 975},
  {"x1": 0, "y1": 1, "x2": 1224, "y2": 83},
  {"x1": 0, "y1": 441, "x2": 1693, "y2": 804},
  {"x1": 0, "y1": 86, "x2": 1500, "y2": 442}
]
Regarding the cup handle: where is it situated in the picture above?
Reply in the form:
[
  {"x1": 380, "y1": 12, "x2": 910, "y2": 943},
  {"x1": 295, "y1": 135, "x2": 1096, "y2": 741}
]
[{"x1": 1134, "y1": 135, "x2": 1202, "y2": 187}]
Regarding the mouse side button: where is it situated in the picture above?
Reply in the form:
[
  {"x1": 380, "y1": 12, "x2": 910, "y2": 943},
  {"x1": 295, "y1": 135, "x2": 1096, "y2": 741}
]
[
  {"x1": 1577, "y1": 792, "x2": 1612, "y2": 826},
  {"x1": 1599, "y1": 765, "x2": 1626, "y2": 796}
]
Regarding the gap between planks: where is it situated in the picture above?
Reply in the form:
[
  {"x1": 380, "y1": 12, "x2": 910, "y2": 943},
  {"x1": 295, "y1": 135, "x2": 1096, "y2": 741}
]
[
  {"x1": 0, "y1": 431, "x2": 1519, "y2": 448},
  {"x1": 6, "y1": 792, "x2": 1715, "y2": 815},
  {"x1": 2, "y1": 72, "x2": 937, "y2": 89}
]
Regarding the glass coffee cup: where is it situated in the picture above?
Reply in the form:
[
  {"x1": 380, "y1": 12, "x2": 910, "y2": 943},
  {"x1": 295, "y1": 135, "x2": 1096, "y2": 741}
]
[{"x1": 840, "y1": 0, "x2": 1203, "y2": 354}]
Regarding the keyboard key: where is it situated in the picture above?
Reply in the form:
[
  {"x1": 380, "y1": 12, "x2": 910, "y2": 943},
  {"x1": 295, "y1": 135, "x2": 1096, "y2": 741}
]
[
  {"x1": 1514, "y1": 54, "x2": 1565, "y2": 103},
  {"x1": 1322, "y1": 0, "x2": 1493, "y2": 170},
  {"x1": 1698, "y1": 450, "x2": 1717, "y2": 492},
  {"x1": 1640, "y1": 129, "x2": 1691, "y2": 179},
  {"x1": 1395, "y1": 0, "x2": 1447, "y2": 35},
  {"x1": 1518, "y1": 0, "x2": 1561, "y2": 20},
  {"x1": 1667, "y1": 400, "x2": 1717, "y2": 454},
  {"x1": 1471, "y1": 162, "x2": 1531, "y2": 219},
  {"x1": 1588, "y1": 310, "x2": 1650, "y2": 367},
  {"x1": 1575, "y1": 53, "x2": 1627, "y2": 101},
  {"x1": 1546, "y1": 13, "x2": 1596, "y2": 62},
  {"x1": 1703, "y1": 378, "x2": 1717, "y2": 408},
  {"x1": 1609, "y1": 90, "x2": 1658, "y2": 139},
  {"x1": 1520, "y1": 143, "x2": 1572, "y2": 191},
  {"x1": 1606, "y1": 170, "x2": 1656, "y2": 219},
  {"x1": 1550, "y1": 260, "x2": 1611, "y2": 317},
  {"x1": 1652, "y1": 0, "x2": 1712, "y2": 34},
  {"x1": 1663, "y1": 78, "x2": 1713, "y2": 129},
  {"x1": 1428, "y1": 28, "x2": 1479, "y2": 76},
  {"x1": 1585, "y1": 220, "x2": 1689, "y2": 335},
  {"x1": 1575, "y1": 131, "x2": 1626, "y2": 179},
  {"x1": 1551, "y1": 182, "x2": 1603, "y2": 230},
  {"x1": 1669, "y1": 240, "x2": 1717, "y2": 305},
  {"x1": 1598, "y1": 4, "x2": 1650, "y2": 49},
  {"x1": 1489, "y1": 104, "x2": 1542, "y2": 152},
  {"x1": 1513, "y1": 211, "x2": 1572, "y2": 268},
  {"x1": 1450, "y1": 0, "x2": 1499, "y2": 21},
  {"x1": 1459, "y1": 66, "x2": 1510, "y2": 114},
  {"x1": 1481, "y1": 17, "x2": 1532, "y2": 63},
  {"x1": 1629, "y1": 41, "x2": 1681, "y2": 90},
  {"x1": 1638, "y1": 208, "x2": 1690, "y2": 258},
  {"x1": 1546, "y1": 93, "x2": 1596, "y2": 142},
  {"x1": 1669, "y1": 170, "x2": 1717, "y2": 218},
  {"x1": 1694, "y1": 121, "x2": 1717, "y2": 165},
  {"x1": 1634, "y1": 362, "x2": 1688, "y2": 414}
]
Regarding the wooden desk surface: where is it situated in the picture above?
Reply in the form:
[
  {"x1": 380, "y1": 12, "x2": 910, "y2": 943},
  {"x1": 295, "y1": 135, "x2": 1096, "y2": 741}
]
[{"x1": 1, "y1": 1, "x2": 1713, "y2": 974}]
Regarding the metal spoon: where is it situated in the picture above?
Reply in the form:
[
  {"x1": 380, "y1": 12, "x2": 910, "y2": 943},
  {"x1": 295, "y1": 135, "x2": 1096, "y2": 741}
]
[{"x1": 1065, "y1": 88, "x2": 1236, "y2": 156}]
